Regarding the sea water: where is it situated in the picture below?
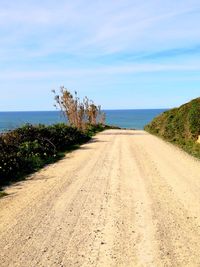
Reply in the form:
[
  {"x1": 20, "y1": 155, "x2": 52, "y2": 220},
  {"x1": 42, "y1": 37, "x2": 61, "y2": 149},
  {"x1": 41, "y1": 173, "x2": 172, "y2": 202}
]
[{"x1": 0, "y1": 109, "x2": 167, "y2": 132}]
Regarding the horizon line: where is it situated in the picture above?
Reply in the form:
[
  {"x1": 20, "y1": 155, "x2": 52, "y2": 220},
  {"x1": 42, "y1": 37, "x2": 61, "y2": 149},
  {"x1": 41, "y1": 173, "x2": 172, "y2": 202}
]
[{"x1": 0, "y1": 108, "x2": 169, "y2": 112}]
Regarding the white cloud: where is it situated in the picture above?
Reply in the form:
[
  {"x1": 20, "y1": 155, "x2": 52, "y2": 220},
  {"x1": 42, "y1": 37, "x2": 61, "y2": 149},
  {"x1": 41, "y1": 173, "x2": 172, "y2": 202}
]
[
  {"x1": 1, "y1": 62, "x2": 200, "y2": 80},
  {"x1": 0, "y1": 0, "x2": 200, "y2": 59}
]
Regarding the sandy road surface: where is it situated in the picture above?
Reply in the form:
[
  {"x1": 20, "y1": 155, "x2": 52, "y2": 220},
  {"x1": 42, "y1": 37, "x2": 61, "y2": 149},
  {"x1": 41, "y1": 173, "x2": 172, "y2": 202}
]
[{"x1": 0, "y1": 130, "x2": 200, "y2": 267}]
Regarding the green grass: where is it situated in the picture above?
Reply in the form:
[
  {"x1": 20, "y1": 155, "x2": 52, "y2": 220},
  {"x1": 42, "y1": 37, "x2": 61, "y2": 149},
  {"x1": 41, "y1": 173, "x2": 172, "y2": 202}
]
[{"x1": 145, "y1": 97, "x2": 200, "y2": 159}]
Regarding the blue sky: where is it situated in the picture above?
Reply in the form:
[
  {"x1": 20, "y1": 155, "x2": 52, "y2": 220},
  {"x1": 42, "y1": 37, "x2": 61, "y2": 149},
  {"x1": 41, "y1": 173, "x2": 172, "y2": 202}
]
[{"x1": 0, "y1": 0, "x2": 200, "y2": 110}]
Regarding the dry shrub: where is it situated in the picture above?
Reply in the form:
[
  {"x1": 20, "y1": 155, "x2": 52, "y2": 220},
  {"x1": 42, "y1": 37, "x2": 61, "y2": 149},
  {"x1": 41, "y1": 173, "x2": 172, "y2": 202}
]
[{"x1": 53, "y1": 87, "x2": 106, "y2": 130}]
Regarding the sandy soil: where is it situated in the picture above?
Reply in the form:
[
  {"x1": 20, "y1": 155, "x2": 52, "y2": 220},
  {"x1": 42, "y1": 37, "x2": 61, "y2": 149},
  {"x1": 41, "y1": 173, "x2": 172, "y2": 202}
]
[{"x1": 0, "y1": 129, "x2": 200, "y2": 267}]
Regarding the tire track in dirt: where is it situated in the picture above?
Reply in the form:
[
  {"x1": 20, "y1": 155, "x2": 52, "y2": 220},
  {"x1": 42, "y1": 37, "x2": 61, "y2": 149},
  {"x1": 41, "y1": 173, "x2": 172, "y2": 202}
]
[{"x1": 0, "y1": 130, "x2": 200, "y2": 266}]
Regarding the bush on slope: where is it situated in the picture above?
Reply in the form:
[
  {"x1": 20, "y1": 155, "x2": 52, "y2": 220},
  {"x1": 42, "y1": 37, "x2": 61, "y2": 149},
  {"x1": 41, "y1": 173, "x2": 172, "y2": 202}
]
[{"x1": 145, "y1": 98, "x2": 200, "y2": 159}]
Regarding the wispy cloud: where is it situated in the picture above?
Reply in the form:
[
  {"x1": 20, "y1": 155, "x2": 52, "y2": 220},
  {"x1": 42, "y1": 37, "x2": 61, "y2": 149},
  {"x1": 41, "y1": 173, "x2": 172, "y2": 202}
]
[
  {"x1": 99, "y1": 44, "x2": 200, "y2": 64},
  {"x1": 1, "y1": 0, "x2": 200, "y2": 58},
  {"x1": 1, "y1": 62, "x2": 200, "y2": 80},
  {"x1": 0, "y1": 0, "x2": 200, "y2": 110}
]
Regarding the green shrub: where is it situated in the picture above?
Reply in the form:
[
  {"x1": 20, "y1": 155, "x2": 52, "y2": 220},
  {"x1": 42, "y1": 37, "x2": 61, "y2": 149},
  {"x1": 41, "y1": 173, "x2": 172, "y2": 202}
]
[
  {"x1": 0, "y1": 123, "x2": 103, "y2": 187},
  {"x1": 145, "y1": 97, "x2": 200, "y2": 159}
]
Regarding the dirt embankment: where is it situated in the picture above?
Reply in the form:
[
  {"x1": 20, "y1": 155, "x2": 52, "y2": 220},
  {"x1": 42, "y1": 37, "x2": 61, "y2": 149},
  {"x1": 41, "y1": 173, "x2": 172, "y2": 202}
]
[{"x1": 0, "y1": 129, "x2": 200, "y2": 267}]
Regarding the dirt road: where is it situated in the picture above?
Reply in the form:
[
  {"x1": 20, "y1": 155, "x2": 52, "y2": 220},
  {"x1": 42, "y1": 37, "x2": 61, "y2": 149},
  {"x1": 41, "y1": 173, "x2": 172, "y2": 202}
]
[{"x1": 0, "y1": 130, "x2": 200, "y2": 267}]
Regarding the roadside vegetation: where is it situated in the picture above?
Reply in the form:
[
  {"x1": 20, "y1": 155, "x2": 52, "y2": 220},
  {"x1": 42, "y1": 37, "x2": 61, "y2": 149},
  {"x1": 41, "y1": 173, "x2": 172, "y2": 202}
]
[
  {"x1": 52, "y1": 87, "x2": 106, "y2": 130},
  {"x1": 0, "y1": 88, "x2": 111, "y2": 190},
  {"x1": 145, "y1": 97, "x2": 200, "y2": 159}
]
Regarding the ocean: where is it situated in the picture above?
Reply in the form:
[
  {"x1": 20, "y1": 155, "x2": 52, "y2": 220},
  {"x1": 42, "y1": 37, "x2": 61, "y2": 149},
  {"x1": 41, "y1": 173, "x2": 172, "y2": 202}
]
[{"x1": 0, "y1": 109, "x2": 167, "y2": 132}]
